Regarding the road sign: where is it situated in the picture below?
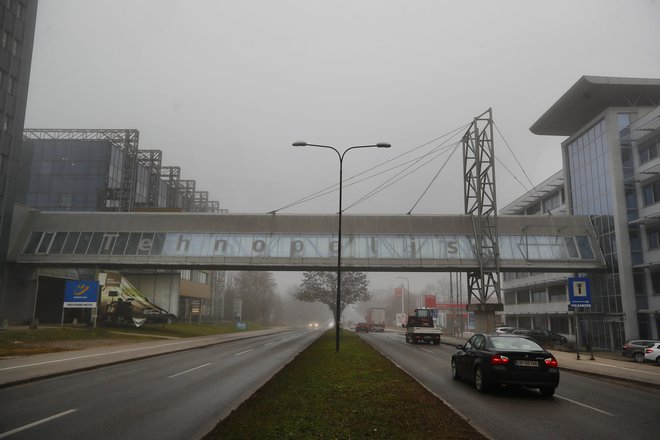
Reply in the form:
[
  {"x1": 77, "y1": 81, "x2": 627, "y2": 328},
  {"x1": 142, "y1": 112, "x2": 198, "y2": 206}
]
[
  {"x1": 568, "y1": 277, "x2": 591, "y2": 307},
  {"x1": 64, "y1": 280, "x2": 99, "y2": 308}
]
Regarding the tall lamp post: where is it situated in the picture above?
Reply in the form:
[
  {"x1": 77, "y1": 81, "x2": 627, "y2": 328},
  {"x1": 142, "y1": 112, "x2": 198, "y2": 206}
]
[
  {"x1": 396, "y1": 276, "x2": 410, "y2": 316},
  {"x1": 293, "y1": 141, "x2": 391, "y2": 352}
]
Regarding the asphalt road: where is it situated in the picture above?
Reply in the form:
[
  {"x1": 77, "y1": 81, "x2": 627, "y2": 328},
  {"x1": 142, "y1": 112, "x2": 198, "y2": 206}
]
[
  {"x1": 0, "y1": 328, "x2": 321, "y2": 440},
  {"x1": 362, "y1": 331, "x2": 659, "y2": 440}
]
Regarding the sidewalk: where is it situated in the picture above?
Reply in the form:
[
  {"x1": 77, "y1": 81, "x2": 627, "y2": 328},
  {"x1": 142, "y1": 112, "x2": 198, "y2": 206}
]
[
  {"x1": 0, "y1": 328, "x2": 290, "y2": 387},
  {"x1": 440, "y1": 334, "x2": 660, "y2": 388}
]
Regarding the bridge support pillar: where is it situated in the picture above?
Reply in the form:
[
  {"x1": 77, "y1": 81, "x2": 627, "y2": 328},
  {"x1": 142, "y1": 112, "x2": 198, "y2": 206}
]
[{"x1": 467, "y1": 303, "x2": 503, "y2": 334}]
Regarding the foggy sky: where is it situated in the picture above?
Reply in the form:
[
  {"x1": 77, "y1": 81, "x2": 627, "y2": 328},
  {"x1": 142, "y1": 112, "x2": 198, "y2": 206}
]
[{"x1": 23, "y1": 0, "x2": 660, "y2": 297}]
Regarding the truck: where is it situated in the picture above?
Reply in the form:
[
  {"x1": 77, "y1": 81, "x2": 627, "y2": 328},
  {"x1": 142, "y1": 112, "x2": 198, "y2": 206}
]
[
  {"x1": 405, "y1": 308, "x2": 442, "y2": 345},
  {"x1": 366, "y1": 307, "x2": 386, "y2": 332}
]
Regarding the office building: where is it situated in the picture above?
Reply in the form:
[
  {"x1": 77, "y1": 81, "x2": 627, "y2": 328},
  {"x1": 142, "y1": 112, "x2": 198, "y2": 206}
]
[
  {"x1": 0, "y1": 0, "x2": 37, "y2": 324},
  {"x1": 502, "y1": 76, "x2": 660, "y2": 350}
]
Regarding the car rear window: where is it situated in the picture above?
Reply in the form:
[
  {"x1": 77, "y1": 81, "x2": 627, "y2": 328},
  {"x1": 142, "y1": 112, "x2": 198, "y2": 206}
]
[{"x1": 490, "y1": 336, "x2": 543, "y2": 351}]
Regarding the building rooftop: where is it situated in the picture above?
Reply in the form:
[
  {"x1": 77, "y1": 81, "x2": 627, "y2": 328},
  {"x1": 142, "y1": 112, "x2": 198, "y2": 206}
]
[{"x1": 530, "y1": 76, "x2": 660, "y2": 136}]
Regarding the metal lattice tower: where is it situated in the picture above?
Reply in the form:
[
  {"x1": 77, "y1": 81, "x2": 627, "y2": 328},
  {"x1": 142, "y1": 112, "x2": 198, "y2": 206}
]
[
  {"x1": 137, "y1": 149, "x2": 162, "y2": 207},
  {"x1": 462, "y1": 108, "x2": 503, "y2": 311}
]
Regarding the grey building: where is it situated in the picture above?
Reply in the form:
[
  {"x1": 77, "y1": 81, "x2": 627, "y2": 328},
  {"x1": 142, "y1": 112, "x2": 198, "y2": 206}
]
[
  {"x1": 504, "y1": 76, "x2": 660, "y2": 350},
  {"x1": 13, "y1": 128, "x2": 226, "y2": 323},
  {"x1": 0, "y1": 0, "x2": 37, "y2": 325}
]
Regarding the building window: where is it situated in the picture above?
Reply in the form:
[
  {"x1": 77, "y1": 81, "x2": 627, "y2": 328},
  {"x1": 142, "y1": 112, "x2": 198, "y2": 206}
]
[
  {"x1": 531, "y1": 289, "x2": 546, "y2": 303},
  {"x1": 651, "y1": 271, "x2": 660, "y2": 295},
  {"x1": 639, "y1": 141, "x2": 658, "y2": 164},
  {"x1": 516, "y1": 290, "x2": 530, "y2": 304},
  {"x1": 643, "y1": 180, "x2": 660, "y2": 206},
  {"x1": 180, "y1": 269, "x2": 192, "y2": 281},
  {"x1": 548, "y1": 285, "x2": 566, "y2": 302},
  {"x1": 648, "y1": 227, "x2": 660, "y2": 250}
]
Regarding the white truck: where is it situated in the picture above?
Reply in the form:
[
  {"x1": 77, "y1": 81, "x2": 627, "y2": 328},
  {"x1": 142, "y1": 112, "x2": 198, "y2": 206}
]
[{"x1": 405, "y1": 308, "x2": 443, "y2": 344}]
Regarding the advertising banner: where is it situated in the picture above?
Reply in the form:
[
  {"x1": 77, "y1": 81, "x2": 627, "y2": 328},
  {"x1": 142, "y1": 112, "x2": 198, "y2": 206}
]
[{"x1": 64, "y1": 280, "x2": 99, "y2": 308}]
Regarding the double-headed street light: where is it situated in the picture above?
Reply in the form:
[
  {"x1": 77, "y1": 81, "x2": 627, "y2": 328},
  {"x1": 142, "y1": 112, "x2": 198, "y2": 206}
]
[{"x1": 293, "y1": 141, "x2": 391, "y2": 352}]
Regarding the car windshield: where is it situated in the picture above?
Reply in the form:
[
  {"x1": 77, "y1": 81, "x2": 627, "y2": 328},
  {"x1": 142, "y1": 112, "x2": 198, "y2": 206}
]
[{"x1": 490, "y1": 336, "x2": 543, "y2": 351}]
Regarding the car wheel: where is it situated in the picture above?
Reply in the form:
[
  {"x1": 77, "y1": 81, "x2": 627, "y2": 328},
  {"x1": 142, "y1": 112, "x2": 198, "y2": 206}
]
[
  {"x1": 656, "y1": 356, "x2": 660, "y2": 366},
  {"x1": 539, "y1": 387, "x2": 555, "y2": 398},
  {"x1": 633, "y1": 352, "x2": 645, "y2": 363},
  {"x1": 474, "y1": 367, "x2": 488, "y2": 393},
  {"x1": 451, "y1": 358, "x2": 460, "y2": 380}
]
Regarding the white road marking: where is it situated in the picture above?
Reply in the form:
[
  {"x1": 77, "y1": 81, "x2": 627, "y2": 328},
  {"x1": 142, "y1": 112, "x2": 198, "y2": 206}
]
[
  {"x1": 0, "y1": 337, "x2": 220, "y2": 372},
  {"x1": 591, "y1": 362, "x2": 660, "y2": 376},
  {"x1": 235, "y1": 349, "x2": 254, "y2": 356},
  {"x1": 0, "y1": 409, "x2": 77, "y2": 439},
  {"x1": 419, "y1": 348, "x2": 434, "y2": 353},
  {"x1": 555, "y1": 395, "x2": 615, "y2": 416},
  {"x1": 168, "y1": 363, "x2": 211, "y2": 378}
]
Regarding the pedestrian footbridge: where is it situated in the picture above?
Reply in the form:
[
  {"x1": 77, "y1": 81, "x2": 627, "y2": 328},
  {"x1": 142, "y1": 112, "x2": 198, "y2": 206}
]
[{"x1": 8, "y1": 206, "x2": 606, "y2": 273}]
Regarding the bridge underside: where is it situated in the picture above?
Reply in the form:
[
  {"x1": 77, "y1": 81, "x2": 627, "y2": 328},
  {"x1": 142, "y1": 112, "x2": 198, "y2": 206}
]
[{"x1": 9, "y1": 206, "x2": 607, "y2": 273}]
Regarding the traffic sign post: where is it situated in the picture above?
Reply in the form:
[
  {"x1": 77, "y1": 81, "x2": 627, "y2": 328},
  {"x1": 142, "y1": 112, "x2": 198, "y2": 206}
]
[{"x1": 568, "y1": 277, "x2": 591, "y2": 360}]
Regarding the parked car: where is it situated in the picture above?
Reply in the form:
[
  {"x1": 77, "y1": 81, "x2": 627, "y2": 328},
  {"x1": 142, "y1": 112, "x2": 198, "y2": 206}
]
[
  {"x1": 450, "y1": 333, "x2": 560, "y2": 397},
  {"x1": 643, "y1": 342, "x2": 660, "y2": 365},
  {"x1": 525, "y1": 329, "x2": 568, "y2": 345},
  {"x1": 355, "y1": 322, "x2": 370, "y2": 333},
  {"x1": 622, "y1": 339, "x2": 659, "y2": 363},
  {"x1": 494, "y1": 326, "x2": 515, "y2": 334}
]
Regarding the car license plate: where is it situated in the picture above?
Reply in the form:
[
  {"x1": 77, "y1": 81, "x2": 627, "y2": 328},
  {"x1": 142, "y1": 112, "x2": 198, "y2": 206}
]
[{"x1": 515, "y1": 360, "x2": 538, "y2": 367}]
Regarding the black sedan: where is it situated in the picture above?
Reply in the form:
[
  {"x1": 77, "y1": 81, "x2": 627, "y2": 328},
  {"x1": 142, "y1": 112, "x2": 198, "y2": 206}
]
[{"x1": 451, "y1": 333, "x2": 560, "y2": 397}]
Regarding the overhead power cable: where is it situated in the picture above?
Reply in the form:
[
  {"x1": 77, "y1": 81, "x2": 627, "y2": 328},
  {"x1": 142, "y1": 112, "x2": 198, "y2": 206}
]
[{"x1": 268, "y1": 123, "x2": 469, "y2": 214}]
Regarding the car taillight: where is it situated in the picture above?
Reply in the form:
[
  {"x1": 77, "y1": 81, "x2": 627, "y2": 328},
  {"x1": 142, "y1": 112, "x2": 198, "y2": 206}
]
[
  {"x1": 623, "y1": 344, "x2": 630, "y2": 349},
  {"x1": 544, "y1": 357, "x2": 558, "y2": 368},
  {"x1": 490, "y1": 354, "x2": 509, "y2": 365},
  {"x1": 646, "y1": 348, "x2": 653, "y2": 354}
]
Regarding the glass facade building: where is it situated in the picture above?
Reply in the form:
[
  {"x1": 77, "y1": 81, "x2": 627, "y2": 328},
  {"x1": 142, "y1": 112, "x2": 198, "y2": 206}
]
[
  {"x1": 0, "y1": 0, "x2": 37, "y2": 324},
  {"x1": 527, "y1": 76, "x2": 660, "y2": 349}
]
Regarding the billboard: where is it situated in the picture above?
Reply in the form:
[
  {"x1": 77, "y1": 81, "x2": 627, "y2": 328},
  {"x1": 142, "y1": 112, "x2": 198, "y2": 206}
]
[{"x1": 63, "y1": 280, "x2": 99, "y2": 308}]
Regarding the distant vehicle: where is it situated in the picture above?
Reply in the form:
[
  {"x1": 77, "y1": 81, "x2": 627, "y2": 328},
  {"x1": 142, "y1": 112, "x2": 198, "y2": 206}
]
[
  {"x1": 355, "y1": 323, "x2": 370, "y2": 333},
  {"x1": 644, "y1": 342, "x2": 660, "y2": 365},
  {"x1": 366, "y1": 307, "x2": 386, "y2": 332},
  {"x1": 494, "y1": 326, "x2": 515, "y2": 334},
  {"x1": 451, "y1": 333, "x2": 560, "y2": 397},
  {"x1": 405, "y1": 308, "x2": 442, "y2": 345},
  {"x1": 349, "y1": 323, "x2": 357, "y2": 330},
  {"x1": 308, "y1": 322, "x2": 319, "y2": 329},
  {"x1": 525, "y1": 329, "x2": 567, "y2": 345},
  {"x1": 622, "y1": 339, "x2": 660, "y2": 363}
]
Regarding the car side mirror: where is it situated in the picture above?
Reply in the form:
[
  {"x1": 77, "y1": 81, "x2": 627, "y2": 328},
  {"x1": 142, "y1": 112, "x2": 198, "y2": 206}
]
[{"x1": 456, "y1": 344, "x2": 464, "y2": 350}]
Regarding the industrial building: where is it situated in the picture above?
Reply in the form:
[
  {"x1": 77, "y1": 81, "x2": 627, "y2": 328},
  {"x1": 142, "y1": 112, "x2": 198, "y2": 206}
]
[{"x1": 14, "y1": 128, "x2": 226, "y2": 323}]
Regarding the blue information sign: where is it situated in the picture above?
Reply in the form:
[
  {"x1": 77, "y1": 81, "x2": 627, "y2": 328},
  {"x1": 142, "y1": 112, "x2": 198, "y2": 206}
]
[
  {"x1": 64, "y1": 280, "x2": 99, "y2": 308},
  {"x1": 568, "y1": 277, "x2": 591, "y2": 307}
]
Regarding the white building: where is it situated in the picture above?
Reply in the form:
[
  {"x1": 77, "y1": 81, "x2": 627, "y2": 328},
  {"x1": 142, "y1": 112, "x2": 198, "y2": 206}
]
[{"x1": 501, "y1": 76, "x2": 660, "y2": 350}]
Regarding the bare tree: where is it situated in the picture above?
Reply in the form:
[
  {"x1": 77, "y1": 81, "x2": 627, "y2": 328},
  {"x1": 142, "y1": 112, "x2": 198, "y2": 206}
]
[{"x1": 295, "y1": 271, "x2": 371, "y2": 323}]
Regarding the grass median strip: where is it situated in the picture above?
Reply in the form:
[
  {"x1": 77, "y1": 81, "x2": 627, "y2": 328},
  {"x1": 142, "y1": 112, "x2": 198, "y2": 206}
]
[{"x1": 205, "y1": 329, "x2": 486, "y2": 440}]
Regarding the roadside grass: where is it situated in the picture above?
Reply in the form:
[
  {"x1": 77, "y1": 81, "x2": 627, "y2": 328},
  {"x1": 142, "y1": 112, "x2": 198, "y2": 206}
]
[
  {"x1": 205, "y1": 330, "x2": 485, "y2": 440},
  {"x1": 0, "y1": 322, "x2": 266, "y2": 356}
]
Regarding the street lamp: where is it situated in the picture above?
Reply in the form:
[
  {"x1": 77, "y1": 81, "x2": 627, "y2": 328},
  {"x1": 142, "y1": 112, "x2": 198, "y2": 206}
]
[
  {"x1": 293, "y1": 141, "x2": 391, "y2": 352},
  {"x1": 396, "y1": 276, "x2": 410, "y2": 316}
]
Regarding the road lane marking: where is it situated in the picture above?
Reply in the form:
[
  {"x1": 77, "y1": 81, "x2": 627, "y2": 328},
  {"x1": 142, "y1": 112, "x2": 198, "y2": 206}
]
[
  {"x1": 0, "y1": 337, "x2": 222, "y2": 372},
  {"x1": 168, "y1": 363, "x2": 211, "y2": 378},
  {"x1": 590, "y1": 362, "x2": 660, "y2": 376},
  {"x1": 555, "y1": 395, "x2": 615, "y2": 416},
  {"x1": 0, "y1": 409, "x2": 77, "y2": 439},
  {"x1": 235, "y1": 349, "x2": 254, "y2": 356},
  {"x1": 419, "y1": 348, "x2": 434, "y2": 353}
]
